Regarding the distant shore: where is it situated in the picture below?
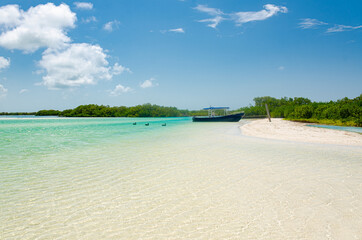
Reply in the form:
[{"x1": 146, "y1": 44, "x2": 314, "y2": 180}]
[{"x1": 240, "y1": 118, "x2": 362, "y2": 146}]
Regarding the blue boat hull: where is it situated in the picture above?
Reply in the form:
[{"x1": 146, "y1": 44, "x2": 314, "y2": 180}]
[{"x1": 192, "y1": 112, "x2": 244, "y2": 122}]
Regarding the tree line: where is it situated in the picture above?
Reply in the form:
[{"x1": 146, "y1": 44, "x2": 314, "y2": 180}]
[
  {"x1": 34, "y1": 104, "x2": 233, "y2": 118},
  {"x1": 237, "y1": 95, "x2": 361, "y2": 127},
  {"x1": 36, "y1": 104, "x2": 190, "y2": 117},
  {"x1": 0, "y1": 112, "x2": 36, "y2": 115},
  {"x1": 2, "y1": 94, "x2": 361, "y2": 126}
]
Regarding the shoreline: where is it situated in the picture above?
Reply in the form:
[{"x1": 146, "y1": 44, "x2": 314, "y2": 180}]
[{"x1": 240, "y1": 118, "x2": 362, "y2": 146}]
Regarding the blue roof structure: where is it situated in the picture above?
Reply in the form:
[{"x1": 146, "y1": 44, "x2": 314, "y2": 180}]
[{"x1": 202, "y1": 107, "x2": 230, "y2": 110}]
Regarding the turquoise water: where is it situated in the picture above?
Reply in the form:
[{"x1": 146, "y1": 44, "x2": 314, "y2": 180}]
[
  {"x1": 0, "y1": 117, "x2": 191, "y2": 160},
  {"x1": 1, "y1": 117, "x2": 361, "y2": 239},
  {"x1": 307, "y1": 124, "x2": 362, "y2": 134}
]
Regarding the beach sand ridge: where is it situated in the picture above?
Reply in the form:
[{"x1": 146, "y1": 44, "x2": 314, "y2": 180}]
[{"x1": 240, "y1": 118, "x2": 362, "y2": 146}]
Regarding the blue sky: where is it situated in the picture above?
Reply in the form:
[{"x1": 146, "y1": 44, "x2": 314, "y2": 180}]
[{"x1": 0, "y1": 0, "x2": 361, "y2": 111}]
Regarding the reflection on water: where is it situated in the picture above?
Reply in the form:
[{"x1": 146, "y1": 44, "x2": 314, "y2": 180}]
[{"x1": 0, "y1": 118, "x2": 361, "y2": 239}]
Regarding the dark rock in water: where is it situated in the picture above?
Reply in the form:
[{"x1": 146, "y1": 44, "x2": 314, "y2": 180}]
[
  {"x1": 162, "y1": 123, "x2": 166, "y2": 126},
  {"x1": 133, "y1": 122, "x2": 137, "y2": 125},
  {"x1": 145, "y1": 123, "x2": 149, "y2": 126}
]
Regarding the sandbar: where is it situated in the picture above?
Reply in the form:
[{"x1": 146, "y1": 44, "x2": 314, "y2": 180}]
[{"x1": 240, "y1": 118, "x2": 362, "y2": 146}]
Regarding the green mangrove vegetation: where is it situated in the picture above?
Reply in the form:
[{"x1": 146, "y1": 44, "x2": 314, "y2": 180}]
[
  {"x1": 237, "y1": 94, "x2": 362, "y2": 127},
  {"x1": 1, "y1": 94, "x2": 361, "y2": 127},
  {"x1": 0, "y1": 112, "x2": 36, "y2": 115},
  {"x1": 37, "y1": 104, "x2": 189, "y2": 117}
]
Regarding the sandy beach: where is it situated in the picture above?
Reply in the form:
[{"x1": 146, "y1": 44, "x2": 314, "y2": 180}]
[{"x1": 241, "y1": 118, "x2": 362, "y2": 146}]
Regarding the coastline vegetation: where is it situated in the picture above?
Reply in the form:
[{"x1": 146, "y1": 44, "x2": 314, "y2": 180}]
[
  {"x1": 1, "y1": 94, "x2": 361, "y2": 127},
  {"x1": 37, "y1": 104, "x2": 189, "y2": 117},
  {"x1": 237, "y1": 94, "x2": 361, "y2": 127},
  {"x1": 0, "y1": 112, "x2": 36, "y2": 115}
]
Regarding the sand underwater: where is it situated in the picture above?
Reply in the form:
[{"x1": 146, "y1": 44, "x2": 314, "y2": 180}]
[{"x1": 0, "y1": 117, "x2": 361, "y2": 239}]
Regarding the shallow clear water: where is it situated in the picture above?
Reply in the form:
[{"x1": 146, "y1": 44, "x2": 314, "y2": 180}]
[
  {"x1": 0, "y1": 117, "x2": 189, "y2": 159},
  {"x1": 1, "y1": 117, "x2": 361, "y2": 239},
  {"x1": 307, "y1": 124, "x2": 362, "y2": 134}
]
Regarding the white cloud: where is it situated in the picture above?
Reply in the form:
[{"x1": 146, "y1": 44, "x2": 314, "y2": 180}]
[
  {"x1": 198, "y1": 16, "x2": 224, "y2": 29},
  {"x1": 195, "y1": 4, "x2": 287, "y2": 29},
  {"x1": 39, "y1": 43, "x2": 116, "y2": 89},
  {"x1": 231, "y1": 4, "x2": 287, "y2": 26},
  {"x1": 194, "y1": 4, "x2": 224, "y2": 28},
  {"x1": 326, "y1": 24, "x2": 362, "y2": 33},
  {"x1": 0, "y1": 4, "x2": 21, "y2": 27},
  {"x1": 194, "y1": 5, "x2": 223, "y2": 16},
  {"x1": 0, "y1": 3, "x2": 76, "y2": 52},
  {"x1": 74, "y1": 2, "x2": 93, "y2": 10},
  {"x1": 278, "y1": 66, "x2": 285, "y2": 71},
  {"x1": 82, "y1": 16, "x2": 97, "y2": 23},
  {"x1": 169, "y1": 28, "x2": 185, "y2": 33},
  {"x1": 112, "y1": 63, "x2": 131, "y2": 75},
  {"x1": 140, "y1": 78, "x2": 158, "y2": 89},
  {"x1": 298, "y1": 18, "x2": 362, "y2": 33},
  {"x1": 103, "y1": 20, "x2": 120, "y2": 32},
  {"x1": 0, "y1": 84, "x2": 8, "y2": 98},
  {"x1": 299, "y1": 18, "x2": 327, "y2": 29},
  {"x1": 19, "y1": 89, "x2": 28, "y2": 94},
  {"x1": 0, "y1": 56, "x2": 10, "y2": 70},
  {"x1": 110, "y1": 84, "x2": 132, "y2": 96}
]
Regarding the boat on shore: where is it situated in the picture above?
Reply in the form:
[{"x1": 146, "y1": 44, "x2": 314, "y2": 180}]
[{"x1": 192, "y1": 107, "x2": 244, "y2": 122}]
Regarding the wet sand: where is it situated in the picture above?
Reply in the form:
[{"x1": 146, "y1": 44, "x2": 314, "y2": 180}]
[{"x1": 240, "y1": 118, "x2": 362, "y2": 146}]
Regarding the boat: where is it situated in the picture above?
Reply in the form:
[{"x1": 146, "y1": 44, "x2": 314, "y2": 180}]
[{"x1": 192, "y1": 107, "x2": 244, "y2": 122}]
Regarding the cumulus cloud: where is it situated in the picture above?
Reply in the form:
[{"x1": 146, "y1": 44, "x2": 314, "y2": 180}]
[
  {"x1": 103, "y1": 20, "x2": 120, "y2": 32},
  {"x1": 112, "y1": 63, "x2": 131, "y2": 75},
  {"x1": 0, "y1": 84, "x2": 8, "y2": 98},
  {"x1": 0, "y1": 56, "x2": 10, "y2": 70},
  {"x1": 110, "y1": 84, "x2": 132, "y2": 96},
  {"x1": 0, "y1": 3, "x2": 76, "y2": 52},
  {"x1": 74, "y1": 2, "x2": 93, "y2": 10},
  {"x1": 169, "y1": 28, "x2": 185, "y2": 33},
  {"x1": 19, "y1": 89, "x2": 28, "y2": 94},
  {"x1": 231, "y1": 4, "x2": 287, "y2": 25},
  {"x1": 326, "y1": 24, "x2": 362, "y2": 33},
  {"x1": 0, "y1": 4, "x2": 21, "y2": 27},
  {"x1": 82, "y1": 16, "x2": 97, "y2": 23},
  {"x1": 39, "y1": 43, "x2": 119, "y2": 89},
  {"x1": 140, "y1": 78, "x2": 158, "y2": 89},
  {"x1": 0, "y1": 3, "x2": 132, "y2": 92},
  {"x1": 299, "y1": 18, "x2": 327, "y2": 29}
]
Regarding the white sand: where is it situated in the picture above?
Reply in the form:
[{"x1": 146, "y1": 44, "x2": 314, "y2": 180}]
[
  {"x1": 241, "y1": 118, "x2": 362, "y2": 146},
  {"x1": 2, "y1": 121, "x2": 362, "y2": 239}
]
